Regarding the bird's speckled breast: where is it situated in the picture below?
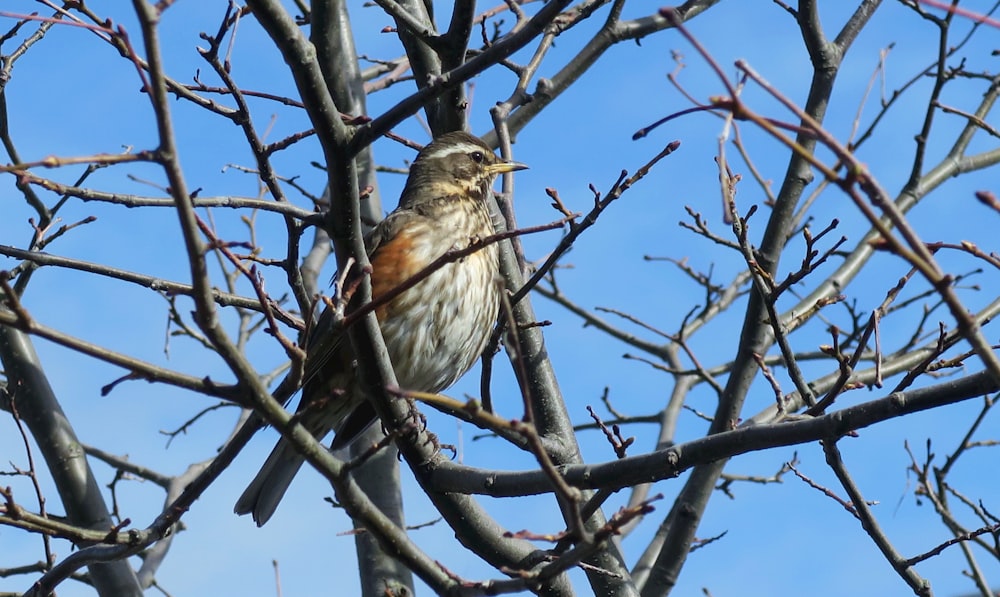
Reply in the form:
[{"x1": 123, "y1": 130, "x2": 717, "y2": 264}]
[{"x1": 370, "y1": 201, "x2": 500, "y2": 393}]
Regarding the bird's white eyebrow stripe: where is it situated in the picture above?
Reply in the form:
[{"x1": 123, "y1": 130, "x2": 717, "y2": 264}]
[{"x1": 419, "y1": 142, "x2": 490, "y2": 161}]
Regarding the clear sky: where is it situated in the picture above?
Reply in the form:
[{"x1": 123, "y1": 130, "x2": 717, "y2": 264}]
[{"x1": 2, "y1": 1, "x2": 999, "y2": 596}]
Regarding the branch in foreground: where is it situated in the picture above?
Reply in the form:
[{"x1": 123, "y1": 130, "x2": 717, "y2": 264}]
[
  {"x1": 428, "y1": 370, "x2": 999, "y2": 497},
  {"x1": 823, "y1": 440, "x2": 932, "y2": 596},
  {"x1": 0, "y1": 297, "x2": 240, "y2": 400},
  {"x1": 0, "y1": 245, "x2": 303, "y2": 329}
]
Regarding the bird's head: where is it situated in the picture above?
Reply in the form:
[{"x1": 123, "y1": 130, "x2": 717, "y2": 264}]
[{"x1": 400, "y1": 131, "x2": 528, "y2": 208}]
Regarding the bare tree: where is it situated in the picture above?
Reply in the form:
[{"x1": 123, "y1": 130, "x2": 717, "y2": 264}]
[{"x1": 1, "y1": 1, "x2": 999, "y2": 596}]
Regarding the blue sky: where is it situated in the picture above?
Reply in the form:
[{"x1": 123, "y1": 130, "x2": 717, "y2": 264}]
[{"x1": 2, "y1": 1, "x2": 1000, "y2": 596}]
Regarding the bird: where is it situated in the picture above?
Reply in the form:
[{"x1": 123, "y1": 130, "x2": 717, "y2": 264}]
[{"x1": 235, "y1": 131, "x2": 528, "y2": 526}]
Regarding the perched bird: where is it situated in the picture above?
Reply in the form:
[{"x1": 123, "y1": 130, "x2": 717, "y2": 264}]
[{"x1": 235, "y1": 131, "x2": 527, "y2": 526}]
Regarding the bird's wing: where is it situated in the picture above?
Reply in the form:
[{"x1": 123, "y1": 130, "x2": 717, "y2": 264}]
[
  {"x1": 297, "y1": 304, "x2": 347, "y2": 407},
  {"x1": 364, "y1": 208, "x2": 411, "y2": 254},
  {"x1": 296, "y1": 307, "x2": 350, "y2": 410},
  {"x1": 295, "y1": 213, "x2": 408, "y2": 410}
]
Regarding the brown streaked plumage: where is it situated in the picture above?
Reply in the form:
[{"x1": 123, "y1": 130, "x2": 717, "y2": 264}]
[{"x1": 235, "y1": 131, "x2": 527, "y2": 526}]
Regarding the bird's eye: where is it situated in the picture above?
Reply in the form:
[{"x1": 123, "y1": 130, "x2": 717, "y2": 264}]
[{"x1": 469, "y1": 151, "x2": 485, "y2": 163}]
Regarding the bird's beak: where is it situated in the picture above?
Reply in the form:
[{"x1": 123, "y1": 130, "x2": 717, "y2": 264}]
[{"x1": 488, "y1": 160, "x2": 529, "y2": 176}]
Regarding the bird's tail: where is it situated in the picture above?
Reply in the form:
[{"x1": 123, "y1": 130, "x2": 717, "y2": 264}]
[
  {"x1": 235, "y1": 374, "x2": 378, "y2": 526},
  {"x1": 234, "y1": 401, "x2": 380, "y2": 525},
  {"x1": 234, "y1": 438, "x2": 306, "y2": 526}
]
